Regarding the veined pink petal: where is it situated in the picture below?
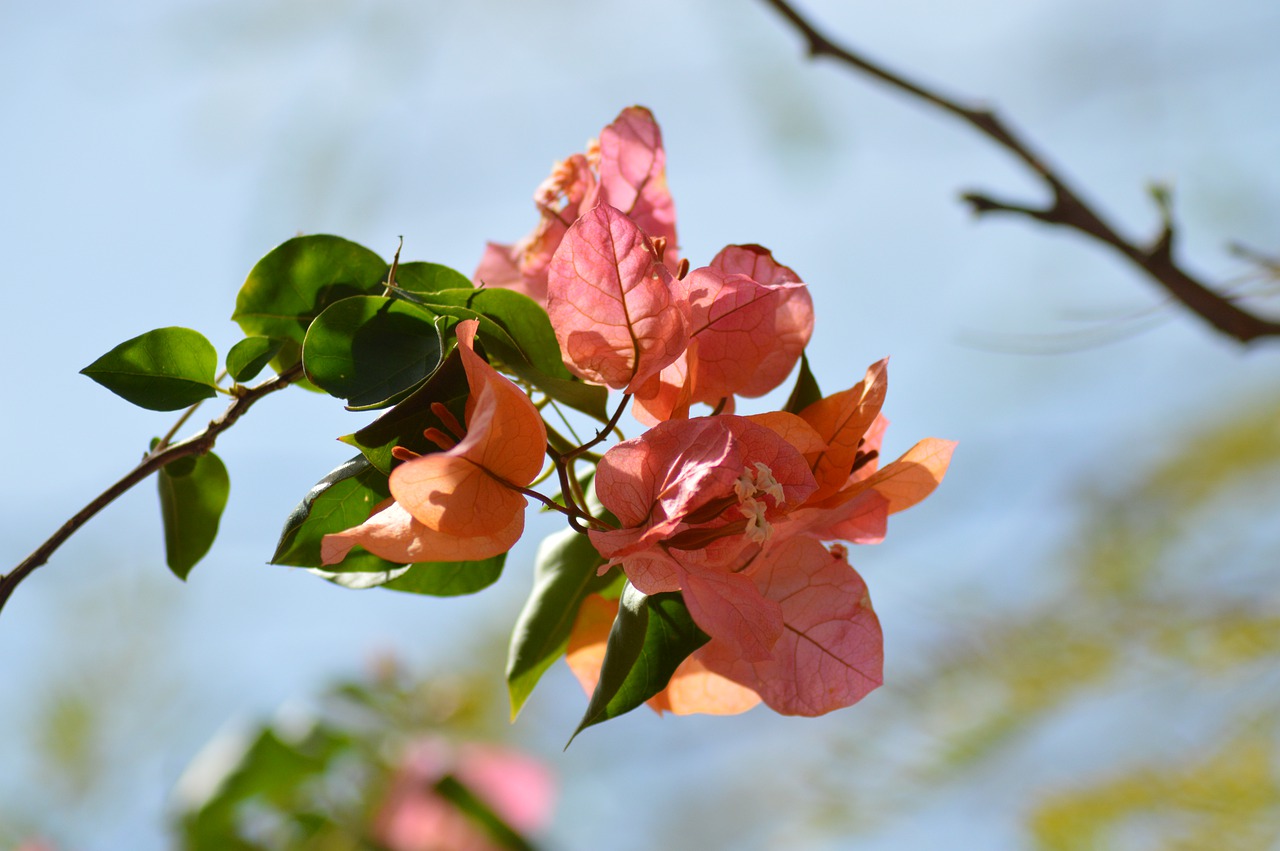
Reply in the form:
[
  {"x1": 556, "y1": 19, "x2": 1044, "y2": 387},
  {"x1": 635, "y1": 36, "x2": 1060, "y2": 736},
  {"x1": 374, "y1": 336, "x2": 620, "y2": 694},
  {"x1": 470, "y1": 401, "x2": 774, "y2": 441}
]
[
  {"x1": 692, "y1": 246, "x2": 814, "y2": 399},
  {"x1": 546, "y1": 204, "x2": 687, "y2": 392},
  {"x1": 682, "y1": 565, "x2": 783, "y2": 662},
  {"x1": 630, "y1": 356, "x2": 692, "y2": 426},
  {"x1": 473, "y1": 242, "x2": 525, "y2": 291},
  {"x1": 700, "y1": 536, "x2": 883, "y2": 716},
  {"x1": 779, "y1": 489, "x2": 889, "y2": 545},
  {"x1": 597, "y1": 106, "x2": 678, "y2": 265},
  {"x1": 320, "y1": 500, "x2": 524, "y2": 565},
  {"x1": 710, "y1": 243, "x2": 800, "y2": 286}
]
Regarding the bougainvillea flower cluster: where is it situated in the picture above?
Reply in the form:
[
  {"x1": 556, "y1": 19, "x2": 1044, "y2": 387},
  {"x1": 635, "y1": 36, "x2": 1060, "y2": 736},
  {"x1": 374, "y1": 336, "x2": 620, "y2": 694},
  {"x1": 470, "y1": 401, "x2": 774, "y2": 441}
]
[{"x1": 318, "y1": 105, "x2": 954, "y2": 726}]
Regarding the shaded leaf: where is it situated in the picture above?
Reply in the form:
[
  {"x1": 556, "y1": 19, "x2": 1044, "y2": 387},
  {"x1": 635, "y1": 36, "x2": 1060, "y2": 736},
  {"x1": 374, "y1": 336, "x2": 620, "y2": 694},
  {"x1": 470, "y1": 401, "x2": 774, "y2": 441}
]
[
  {"x1": 382, "y1": 556, "x2": 505, "y2": 597},
  {"x1": 391, "y1": 285, "x2": 608, "y2": 422},
  {"x1": 784, "y1": 352, "x2": 822, "y2": 414},
  {"x1": 569, "y1": 585, "x2": 708, "y2": 744},
  {"x1": 271, "y1": 455, "x2": 393, "y2": 572},
  {"x1": 232, "y1": 235, "x2": 388, "y2": 344},
  {"x1": 339, "y1": 348, "x2": 470, "y2": 474},
  {"x1": 507, "y1": 527, "x2": 610, "y2": 719},
  {"x1": 302, "y1": 295, "x2": 443, "y2": 409},
  {"x1": 225, "y1": 336, "x2": 284, "y2": 383},
  {"x1": 81, "y1": 326, "x2": 218, "y2": 411},
  {"x1": 158, "y1": 451, "x2": 230, "y2": 579}
]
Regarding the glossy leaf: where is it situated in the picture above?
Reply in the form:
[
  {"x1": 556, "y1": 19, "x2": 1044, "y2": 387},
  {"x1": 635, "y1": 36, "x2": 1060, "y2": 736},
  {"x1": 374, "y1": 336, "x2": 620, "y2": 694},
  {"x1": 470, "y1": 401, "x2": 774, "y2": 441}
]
[
  {"x1": 393, "y1": 261, "x2": 473, "y2": 295},
  {"x1": 232, "y1": 235, "x2": 388, "y2": 344},
  {"x1": 569, "y1": 585, "x2": 708, "y2": 744},
  {"x1": 271, "y1": 455, "x2": 393, "y2": 573},
  {"x1": 382, "y1": 556, "x2": 505, "y2": 597},
  {"x1": 302, "y1": 295, "x2": 443, "y2": 409},
  {"x1": 81, "y1": 326, "x2": 218, "y2": 411},
  {"x1": 339, "y1": 349, "x2": 469, "y2": 474},
  {"x1": 506, "y1": 527, "x2": 609, "y2": 719},
  {"x1": 225, "y1": 336, "x2": 283, "y2": 383},
  {"x1": 322, "y1": 321, "x2": 546, "y2": 567},
  {"x1": 391, "y1": 285, "x2": 609, "y2": 421},
  {"x1": 158, "y1": 450, "x2": 230, "y2": 580},
  {"x1": 546, "y1": 204, "x2": 686, "y2": 393}
]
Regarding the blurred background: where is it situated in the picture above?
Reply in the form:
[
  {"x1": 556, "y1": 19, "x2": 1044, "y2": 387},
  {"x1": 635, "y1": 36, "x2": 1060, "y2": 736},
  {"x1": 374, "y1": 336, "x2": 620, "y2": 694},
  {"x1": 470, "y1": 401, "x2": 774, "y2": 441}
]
[{"x1": 2, "y1": 0, "x2": 1279, "y2": 848}]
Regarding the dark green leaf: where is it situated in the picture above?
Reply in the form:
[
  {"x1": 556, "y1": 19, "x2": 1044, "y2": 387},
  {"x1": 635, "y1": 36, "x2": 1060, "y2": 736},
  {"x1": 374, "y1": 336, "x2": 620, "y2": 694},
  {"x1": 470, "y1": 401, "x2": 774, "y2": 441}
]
[
  {"x1": 225, "y1": 336, "x2": 284, "y2": 382},
  {"x1": 569, "y1": 585, "x2": 709, "y2": 745},
  {"x1": 271, "y1": 455, "x2": 392, "y2": 572},
  {"x1": 394, "y1": 261, "x2": 473, "y2": 294},
  {"x1": 339, "y1": 348, "x2": 469, "y2": 474},
  {"x1": 506, "y1": 527, "x2": 612, "y2": 719},
  {"x1": 383, "y1": 555, "x2": 505, "y2": 596},
  {"x1": 158, "y1": 451, "x2": 230, "y2": 579},
  {"x1": 302, "y1": 295, "x2": 443, "y2": 409},
  {"x1": 784, "y1": 351, "x2": 822, "y2": 414},
  {"x1": 81, "y1": 326, "x2": 218, "y2": 411},
  {"x1": 393, "y1": 286, "x2": 609, "y2": 422},
  {"x1": 232, "y1": 235, "x2": 388, "y2": 344}
]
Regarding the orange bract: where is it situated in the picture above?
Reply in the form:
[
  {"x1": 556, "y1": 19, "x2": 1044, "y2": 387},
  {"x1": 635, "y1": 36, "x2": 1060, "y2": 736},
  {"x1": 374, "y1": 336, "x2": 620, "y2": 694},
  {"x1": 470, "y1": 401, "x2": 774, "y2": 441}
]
[{"x1": 321, "y1": 320, "x2": 547, "y2": 566}]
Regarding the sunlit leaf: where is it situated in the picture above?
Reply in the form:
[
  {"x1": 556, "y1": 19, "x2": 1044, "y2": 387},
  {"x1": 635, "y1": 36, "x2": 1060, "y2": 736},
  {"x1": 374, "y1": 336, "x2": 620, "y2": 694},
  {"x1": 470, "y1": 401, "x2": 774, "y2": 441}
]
[
  {"x1": 81, "y1": 327, "x2": 218, "y2": 411},
  {"x1": 302, "y1": 295, "x2": 443, "y2": 409},
  {"x1": 225, "y1": 336, "x2": 283, "y2": 383},
  {"x1": 232, "y1": 235, "x2": 388, "y2": 343}
]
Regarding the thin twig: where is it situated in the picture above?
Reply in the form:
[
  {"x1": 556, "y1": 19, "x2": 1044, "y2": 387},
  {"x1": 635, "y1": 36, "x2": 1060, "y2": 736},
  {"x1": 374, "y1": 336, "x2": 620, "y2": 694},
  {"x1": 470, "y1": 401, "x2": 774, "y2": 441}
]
[
  {"x1": 0, "y1": 363, "x2": 304, "y2": 618},
  {"x1": 759, "y1": 0, "x2": 1280, "y2": 344}
]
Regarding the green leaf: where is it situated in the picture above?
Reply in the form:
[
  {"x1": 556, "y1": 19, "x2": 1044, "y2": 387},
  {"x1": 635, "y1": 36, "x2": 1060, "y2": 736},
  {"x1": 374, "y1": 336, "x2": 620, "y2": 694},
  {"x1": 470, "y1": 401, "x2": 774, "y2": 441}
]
[
  {"x1": 302, "y1": 296, "x2": 443, "y2": 409},
  {"x1": 338, "y1": 348, "x2": 470, "y2": 474},
  {"x1": 383, "y1": 555, "x2": 505, "y2": 596},
  {"x1": 81, "y1": 326, "x2": 218, "y2": 411},
  {"x1": 232, "y1": 235, "x2": 388, "y2": 344},
  {"x1": 506, "y1": 527, "x2": 613, "y2": 719},
  {"x1": 435, "y1": 775, "x2": 538, "y2": 851},
  {"x1": 271, "y1": 455, "x2": 392, "y2": 572},
  {"x1": 784, "y1": 351, "x2": 822, "y2": 414},
  {"x1": 569, "y1": 585, "x2": 709, "y2": 745},
  {"x1": 158, "y1": 451, "x2": 230, "y2": 580},
  {"x1": 393, "y1": 286, "x2": 609, "y2": 422},
  {"x1": 225, "y1": 336, "x2": 284, "y2": 382},
  {"x1": 394, "y1": 261, "x2": 473, "y2": 294}
]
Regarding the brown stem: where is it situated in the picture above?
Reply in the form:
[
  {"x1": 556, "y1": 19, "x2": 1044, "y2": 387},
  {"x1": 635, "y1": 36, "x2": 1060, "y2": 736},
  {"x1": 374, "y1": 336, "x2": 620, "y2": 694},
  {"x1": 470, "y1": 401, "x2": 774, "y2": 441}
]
[
  {"x1": 759, "y1": 0, "x2": 1280, "y2": 344},
  {"x1": 0, "y1": 363, "x2": 304, "y2": 618}
]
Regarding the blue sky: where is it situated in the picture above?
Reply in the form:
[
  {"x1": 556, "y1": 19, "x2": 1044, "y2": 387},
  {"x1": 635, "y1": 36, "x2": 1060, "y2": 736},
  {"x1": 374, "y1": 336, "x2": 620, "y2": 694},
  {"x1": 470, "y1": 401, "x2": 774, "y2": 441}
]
[{"x1": 2, "y1": 1, "x2": 1279, "y2": 848}]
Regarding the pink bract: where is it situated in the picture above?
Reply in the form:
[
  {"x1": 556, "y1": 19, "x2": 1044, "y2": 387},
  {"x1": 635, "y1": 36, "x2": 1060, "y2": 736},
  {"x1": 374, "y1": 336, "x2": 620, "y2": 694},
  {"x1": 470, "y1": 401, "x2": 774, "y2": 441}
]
[{"x1": 546, "y1": 203, "x2": 687, "y2": 392}]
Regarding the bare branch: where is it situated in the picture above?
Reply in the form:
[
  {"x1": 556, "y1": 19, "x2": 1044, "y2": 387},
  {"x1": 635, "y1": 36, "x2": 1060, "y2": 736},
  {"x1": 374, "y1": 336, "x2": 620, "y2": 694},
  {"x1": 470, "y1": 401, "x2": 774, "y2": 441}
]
[
  {"x1": 0, "y1": 363, "x2": 304, "y2": 618},
  {"x1": 759, "y1": 0, "x2": 1280, "y2": 344}
]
